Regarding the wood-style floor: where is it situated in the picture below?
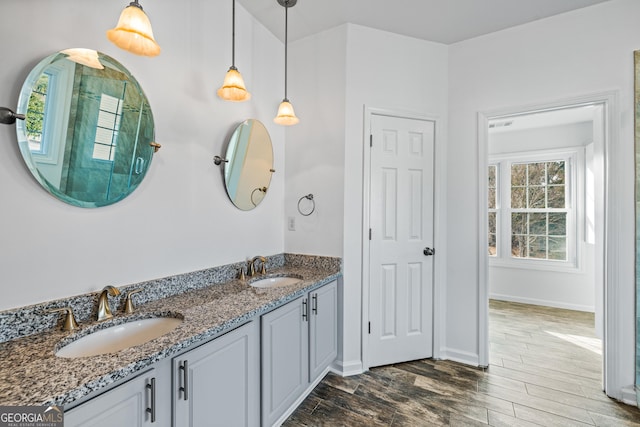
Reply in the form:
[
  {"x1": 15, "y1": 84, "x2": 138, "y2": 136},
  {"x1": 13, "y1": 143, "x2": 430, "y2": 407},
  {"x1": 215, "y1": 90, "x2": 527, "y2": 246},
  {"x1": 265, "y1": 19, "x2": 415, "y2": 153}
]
[{"x1": 283, "y1": 300, "x2": 640, "y2": 426}]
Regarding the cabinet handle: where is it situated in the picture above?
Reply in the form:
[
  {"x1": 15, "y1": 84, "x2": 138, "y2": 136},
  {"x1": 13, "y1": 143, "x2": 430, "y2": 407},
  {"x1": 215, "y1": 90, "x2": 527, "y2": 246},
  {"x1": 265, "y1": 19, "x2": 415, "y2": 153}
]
[
  {"x1": 179, "y1": 361, "x2": 189, "y2": 400},
  {"x1": 302, "y1": 299, "x2": 308, "y2": 322},
  {"x1": 146, "y1": 377, "x2": 156, "y2": 423},
  {"x1": 312, "y1": 294, "x2": 318, "y2": 315}
]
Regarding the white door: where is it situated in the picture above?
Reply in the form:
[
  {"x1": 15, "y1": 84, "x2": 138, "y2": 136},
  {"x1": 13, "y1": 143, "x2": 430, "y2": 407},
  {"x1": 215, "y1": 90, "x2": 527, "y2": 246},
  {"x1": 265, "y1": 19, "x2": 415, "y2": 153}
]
[{"x1": 368, "y1": 114, "x2": 435, "y2": 368}]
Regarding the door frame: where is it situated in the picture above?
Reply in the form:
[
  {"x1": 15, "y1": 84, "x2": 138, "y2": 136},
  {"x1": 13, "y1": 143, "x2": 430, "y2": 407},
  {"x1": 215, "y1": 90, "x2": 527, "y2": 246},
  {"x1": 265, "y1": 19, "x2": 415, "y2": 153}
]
[
  {"x1": 361, "y1": 106, "x2": 446, "y2": 370},
  {"x1": 477, "y1": 91, "x2": 620, "y2": 397}
]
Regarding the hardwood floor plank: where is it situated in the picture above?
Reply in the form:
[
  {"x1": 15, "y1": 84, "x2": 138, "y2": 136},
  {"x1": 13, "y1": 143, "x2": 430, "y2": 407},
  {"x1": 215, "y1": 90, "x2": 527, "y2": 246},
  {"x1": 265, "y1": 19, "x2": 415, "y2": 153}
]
[
  {"x1": 512, "y1": 403, "x2": 594, "y2": 427},
  {"x1": 487, "y1": 409, "x2": 540, "y2": 427},
  {"x1": 309, "y1": 382, "x2": 396, "y2": 424}
]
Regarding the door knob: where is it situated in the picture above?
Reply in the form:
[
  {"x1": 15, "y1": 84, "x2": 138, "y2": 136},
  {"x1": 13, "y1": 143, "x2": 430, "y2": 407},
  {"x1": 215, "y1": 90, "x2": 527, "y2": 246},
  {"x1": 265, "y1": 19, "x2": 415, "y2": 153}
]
[{"x1": 423, "y1": 247, "x2": 435, "y2": 256}]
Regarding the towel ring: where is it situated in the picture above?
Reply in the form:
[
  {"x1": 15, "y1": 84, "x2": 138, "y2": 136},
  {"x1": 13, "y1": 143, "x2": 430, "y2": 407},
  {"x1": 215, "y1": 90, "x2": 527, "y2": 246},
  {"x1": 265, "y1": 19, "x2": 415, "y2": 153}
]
[{"x1": 297, "y1": 194, "x2": 315, "y2": 216}]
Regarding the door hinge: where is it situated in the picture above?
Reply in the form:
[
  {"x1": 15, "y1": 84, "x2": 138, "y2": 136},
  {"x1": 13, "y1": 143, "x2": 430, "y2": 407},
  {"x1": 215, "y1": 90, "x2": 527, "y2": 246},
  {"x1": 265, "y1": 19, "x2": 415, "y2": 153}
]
[
  {"x1": 370, "y1": 134, "x2": 373, "y2": 147},
  {"x1": 369, "y1": 228, "x2": 372, "y2": 240},
  {"x1": 368, "y1": 322, "x2": 371, "y2": 334}
]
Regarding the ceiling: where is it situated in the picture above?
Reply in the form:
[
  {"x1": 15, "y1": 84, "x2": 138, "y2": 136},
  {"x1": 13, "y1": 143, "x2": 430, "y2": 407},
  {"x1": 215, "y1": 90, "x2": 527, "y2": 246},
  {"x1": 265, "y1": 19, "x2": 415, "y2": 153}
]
[
  {"x1": 237, "y1": 0, "x2": 612, "y2": 44},
  {"x1": 488, "y1": 105, "x2": 596, "y2": 134}
]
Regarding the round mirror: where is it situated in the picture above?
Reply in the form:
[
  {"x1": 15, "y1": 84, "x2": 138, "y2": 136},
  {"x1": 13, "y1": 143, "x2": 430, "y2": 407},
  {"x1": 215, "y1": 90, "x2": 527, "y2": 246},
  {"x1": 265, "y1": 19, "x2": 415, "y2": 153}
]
[
  {"x1": 15, "y1": 48, "x2": 156, "y2": 208},
  {"x1": 222, "y1": 119, "x2": 274, "y2": 210}
]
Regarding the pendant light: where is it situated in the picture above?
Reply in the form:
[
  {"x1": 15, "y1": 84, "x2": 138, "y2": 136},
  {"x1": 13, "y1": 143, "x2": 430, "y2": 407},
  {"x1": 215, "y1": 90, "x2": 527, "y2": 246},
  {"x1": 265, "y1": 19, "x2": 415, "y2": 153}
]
[
  {"x1": 218, "y1": 0, "x2": 251, "y2": 101},
  {"x1": 107, "y1": 0, "x2": 161, "y2": 57},
  {"x1": 273, "y1": 0, "x2": 299, "y2": 126}
]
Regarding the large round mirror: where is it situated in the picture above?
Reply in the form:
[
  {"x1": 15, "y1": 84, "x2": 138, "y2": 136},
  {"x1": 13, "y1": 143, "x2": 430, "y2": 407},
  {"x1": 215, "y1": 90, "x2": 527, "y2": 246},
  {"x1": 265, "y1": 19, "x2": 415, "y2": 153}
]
[
  {"x1": 15, "y1": 48, "x2": 156, "y2": 207},
  {"x1": 222, "y1": 119, "x2": 274, "y2": 210}
]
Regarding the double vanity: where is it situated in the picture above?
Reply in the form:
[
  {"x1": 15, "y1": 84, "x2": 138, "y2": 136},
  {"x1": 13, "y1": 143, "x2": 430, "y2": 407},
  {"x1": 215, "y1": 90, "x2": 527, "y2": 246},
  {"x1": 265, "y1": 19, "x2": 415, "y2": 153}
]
[{"x1": 0, "y1": 254, "x2": 341, "y2": 427}]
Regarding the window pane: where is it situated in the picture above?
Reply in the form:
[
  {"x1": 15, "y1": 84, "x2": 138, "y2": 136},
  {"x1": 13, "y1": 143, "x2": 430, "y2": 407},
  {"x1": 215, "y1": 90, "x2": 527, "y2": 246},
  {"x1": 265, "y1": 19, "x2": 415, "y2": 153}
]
[
  {"x1": 511, "y1": 213, "x2": 527, "y2": 235},
  {"x1": 528, "y1": 162, "x2": 546, "y2": 186},
  {"x1": 528, "y1": 235, "x2": 547, "y2": 259},
  {"x1": 511, "y1": 187, "x2": 526, "y2": 208},
  {"x1": 489, "y1": 212, "x2": 497, "y2": 256},
  {"x1": 548, "y1": 213, "x2": 566, "y2": 235},
  {"x1": 548, "y1": 185, "x2": 565, "y2": 208},
  {"x1": 529, "y1": 213, "x2": 547, "y2": 235},
  {"x1": 528, "y1": 186, "x2": 545, "y2": 208},
  {"x1": 547, "y1": 161, "x2": 565, "y2": 185},
  {"x1": 488, "y1": 188, "x2": 496, "y2": 209},
  {"x1": 511, "y1": 163, "x2": 526, "y2": 186},
  {"x1": 488, "y1": 165, "x2": 496, "y2": 187},
  {"x1": 511, "y1": 235, "x2": 527, "y2": 258},
  {"x1": 548, "y1": 237, "x2": 567, "y2": 260}
]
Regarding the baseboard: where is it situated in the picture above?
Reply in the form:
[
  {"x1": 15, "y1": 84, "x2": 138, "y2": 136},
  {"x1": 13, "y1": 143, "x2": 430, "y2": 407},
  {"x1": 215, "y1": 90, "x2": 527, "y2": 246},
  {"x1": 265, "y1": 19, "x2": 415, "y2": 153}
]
[
  {"x1": 441, "y1": 348, "x2": 480, "y2": 367},
  {"x1": 620, "y1": 385, "x2": 638, "y2": 407},
  {"x1": 490, "y1": 293, "x2": 595, "y2": 313},
  {"x1": 332, "y1": 359, "x2": 364, "y2": 377}
]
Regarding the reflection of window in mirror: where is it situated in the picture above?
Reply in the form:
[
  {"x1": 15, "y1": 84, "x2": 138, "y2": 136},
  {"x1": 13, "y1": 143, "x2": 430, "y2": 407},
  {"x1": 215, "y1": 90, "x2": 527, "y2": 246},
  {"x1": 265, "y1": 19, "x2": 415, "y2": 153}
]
[
  {"x1": 93, "y1": 93, "x2": 124, "y2": 161},
  {"x1": 26, "y1": 73, "x2": 50, "y2": 153}
]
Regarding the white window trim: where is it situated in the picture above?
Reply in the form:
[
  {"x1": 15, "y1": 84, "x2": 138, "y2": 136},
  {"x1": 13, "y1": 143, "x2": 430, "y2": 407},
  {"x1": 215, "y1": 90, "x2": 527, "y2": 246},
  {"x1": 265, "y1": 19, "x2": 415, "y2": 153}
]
[{"x1": 489, "y1": 147, "x2": 585, "y2": 273}]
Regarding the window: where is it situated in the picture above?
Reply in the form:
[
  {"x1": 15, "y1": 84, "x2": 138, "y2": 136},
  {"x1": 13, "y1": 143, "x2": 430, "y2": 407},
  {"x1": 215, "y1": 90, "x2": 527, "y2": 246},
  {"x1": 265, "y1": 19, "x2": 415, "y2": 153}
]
[
  {"x1": 93, "y1": 94, "x2": 123, "y2": 161},
  {"x1": 489, "y1": 150, "x2": 579, "y2": 269},
  {"x1": 510, "y1": 161, "x2": 567, "y2": 260}
]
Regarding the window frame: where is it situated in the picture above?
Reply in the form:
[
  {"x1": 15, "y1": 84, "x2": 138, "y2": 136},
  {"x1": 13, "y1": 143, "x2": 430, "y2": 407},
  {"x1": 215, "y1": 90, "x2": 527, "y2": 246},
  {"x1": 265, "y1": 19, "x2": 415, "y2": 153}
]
[{"x1": 489, "y1": 147, "x2": 584, "y2": 272}]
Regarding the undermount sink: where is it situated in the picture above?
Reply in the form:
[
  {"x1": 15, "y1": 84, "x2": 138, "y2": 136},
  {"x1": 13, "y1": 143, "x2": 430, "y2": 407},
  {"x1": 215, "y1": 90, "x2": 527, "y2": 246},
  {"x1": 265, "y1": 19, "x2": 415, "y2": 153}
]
[
  {"x1": 249, "y1": 276, "x2": 302, "y2": 289},
  {"x1": 56, "y1": 317, "x2": 183, "y2": 358}
]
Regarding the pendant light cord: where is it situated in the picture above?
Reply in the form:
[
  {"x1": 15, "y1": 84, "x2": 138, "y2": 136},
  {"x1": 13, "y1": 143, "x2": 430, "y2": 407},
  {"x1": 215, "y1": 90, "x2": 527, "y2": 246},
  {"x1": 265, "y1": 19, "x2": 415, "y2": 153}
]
[
  {"x1": 231, "y1": 0, "x2": 236, "y2": 68},
  {"x1": 284, "y1": 2, "x2": 288, "y2": 100}
]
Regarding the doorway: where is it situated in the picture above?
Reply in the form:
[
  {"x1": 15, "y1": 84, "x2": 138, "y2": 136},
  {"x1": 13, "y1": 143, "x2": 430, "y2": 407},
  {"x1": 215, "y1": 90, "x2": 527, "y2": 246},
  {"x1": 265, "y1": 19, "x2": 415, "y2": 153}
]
[{"x1": 479, "y1": 96, "x2": 612, "y2": 394}]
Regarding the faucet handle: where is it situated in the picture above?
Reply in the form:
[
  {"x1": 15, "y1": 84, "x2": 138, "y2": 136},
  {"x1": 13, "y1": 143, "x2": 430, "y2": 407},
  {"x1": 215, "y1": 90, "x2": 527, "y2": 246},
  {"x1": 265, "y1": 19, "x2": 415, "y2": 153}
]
[
  {"x1": 46, "y1": 307, "x2": 79, "y2": 331},
  {"x1": 124, "y1": 289, "x2": 143, "y2": 314},
  {"x1": 238, "y1": 266, "x2": 246, "y2": 281},
  {"x1": 260, "y1": 261, "x2": 266, "y2": 275}
]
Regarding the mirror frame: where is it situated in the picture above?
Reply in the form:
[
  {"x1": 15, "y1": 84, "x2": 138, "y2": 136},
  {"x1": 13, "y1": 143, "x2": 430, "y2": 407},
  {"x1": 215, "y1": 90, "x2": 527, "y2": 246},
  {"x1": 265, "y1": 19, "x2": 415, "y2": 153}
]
[
  {"x1": 221, "y1": 119, "x2": 274, "y2": 211},
  {"x1": 15, "y1": 49, "x2": 156, "y2": 208}
]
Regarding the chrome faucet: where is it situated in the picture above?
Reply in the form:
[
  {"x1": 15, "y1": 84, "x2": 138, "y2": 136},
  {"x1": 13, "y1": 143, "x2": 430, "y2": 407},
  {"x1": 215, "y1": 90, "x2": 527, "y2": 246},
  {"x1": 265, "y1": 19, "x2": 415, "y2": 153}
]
[
  {"x1": 97, "y1": 285, "x2": 121, "y2": 321},
  {"x1": 248, "y1": 256, "x2": 267, "y2": 277}
]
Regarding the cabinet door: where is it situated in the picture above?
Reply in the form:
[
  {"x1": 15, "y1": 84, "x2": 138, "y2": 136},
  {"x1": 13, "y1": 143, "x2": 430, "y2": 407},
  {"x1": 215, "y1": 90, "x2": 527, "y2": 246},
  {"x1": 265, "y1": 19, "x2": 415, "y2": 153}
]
[
  {"x1": 309, "y1": 280, "x2": 338, "y2": 382},
  {"x1": 173, "y1": 320, "x2": 259, "y2": 427},
  {"x1": 261, "y1": 295, "x2": 309, "y2": 427},
  {"x1": 65, "y1": 367, "x2": 169, "y2": 427}
]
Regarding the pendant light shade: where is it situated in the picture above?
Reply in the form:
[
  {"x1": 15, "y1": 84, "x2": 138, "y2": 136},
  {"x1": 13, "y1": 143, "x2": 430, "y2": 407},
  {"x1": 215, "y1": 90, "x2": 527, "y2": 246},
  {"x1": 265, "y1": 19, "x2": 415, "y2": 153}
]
[
  {"x1": 107, "y1": 1, "x2": 161, "y2": 57},
  {"x1": 274, "y1": 0, "x2": 299, "y2": 126},
  {"x1": 218, "y1": 0, "x2": 251, "y2": 101},
  {"x1": 274, "y1": 100, "x2": 299, "y2": 126},
  {"x1": 60, "y1": 48, "x2": 105, "y2": 70}
]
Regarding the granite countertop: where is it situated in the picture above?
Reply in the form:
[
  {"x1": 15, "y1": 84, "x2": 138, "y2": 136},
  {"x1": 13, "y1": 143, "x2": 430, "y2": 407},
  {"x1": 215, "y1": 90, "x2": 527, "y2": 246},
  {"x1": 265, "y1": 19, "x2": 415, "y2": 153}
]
[{"x1": 0, "y1": 264, "x2": 340, "y2": 407}]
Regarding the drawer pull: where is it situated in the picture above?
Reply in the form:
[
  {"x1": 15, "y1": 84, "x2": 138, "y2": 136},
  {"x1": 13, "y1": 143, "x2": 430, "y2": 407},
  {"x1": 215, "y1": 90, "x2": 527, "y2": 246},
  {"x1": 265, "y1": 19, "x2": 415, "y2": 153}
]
[
  {"x1": 179, "y1": 361, "x2": 189, "y2": 400},
  {"x1": 302, "y1": 299, "x2": 308, "y2": 322},
  {"x1": 146, "y1": 377, "x2": 156, "y2": 423}
]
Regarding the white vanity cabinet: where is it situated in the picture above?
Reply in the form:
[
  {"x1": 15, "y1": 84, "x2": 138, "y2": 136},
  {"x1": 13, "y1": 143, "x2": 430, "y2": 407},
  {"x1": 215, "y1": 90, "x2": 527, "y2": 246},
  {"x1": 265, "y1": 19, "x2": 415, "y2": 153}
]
[
  {"x1": 261, "y1": 280, "x2": 338, "y2": 426},
  {"x1": 64, "y1": 361, "x2": 171, "y2": 427},
  {"x1": 173, "y1": 319, "x2": 260, "y2": 427}
]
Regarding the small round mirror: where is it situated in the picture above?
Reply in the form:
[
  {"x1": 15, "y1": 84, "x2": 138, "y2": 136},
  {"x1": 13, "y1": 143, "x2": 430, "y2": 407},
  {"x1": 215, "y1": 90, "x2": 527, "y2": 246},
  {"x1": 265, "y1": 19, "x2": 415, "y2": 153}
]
[
  {"x1": 15, "y1": 48, "x2": 156, "y2": 207},
  {"x1": 222, "y1": 119, "x2": 274, "y2": 210}
]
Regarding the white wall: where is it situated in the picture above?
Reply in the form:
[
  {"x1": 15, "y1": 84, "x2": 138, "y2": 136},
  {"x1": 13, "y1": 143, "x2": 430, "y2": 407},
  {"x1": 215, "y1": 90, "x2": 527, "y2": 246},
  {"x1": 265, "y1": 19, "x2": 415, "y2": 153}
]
[
  {"x1": 448, "y1": 0, "x2": 639, "y2": 398},
  {"x1": 342, "y1": 25, "x2": 449, "y2": 372},
  {"x1": 285, "y1": 24, "x2": 448, "y2": 373},
  {"x1": 0, "y1": 0, "x2": 286, "y2": 311},
  {"x1": 489, "y1": 122, "x2": 596, "y2": 312},
  {"x1": 284, "y1": 26, "x2": 347, "y2": 257}
]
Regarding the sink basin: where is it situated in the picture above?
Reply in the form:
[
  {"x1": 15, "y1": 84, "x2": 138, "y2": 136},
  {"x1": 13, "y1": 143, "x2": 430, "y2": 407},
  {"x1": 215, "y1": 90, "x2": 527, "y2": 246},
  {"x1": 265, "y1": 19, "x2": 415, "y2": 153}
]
[
  {"x1": 249, "y1": 276, "x2": 302, "y2": 289},
  {"x1": 56, "y1": 317, "x2": 183, "y2": 358}
]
